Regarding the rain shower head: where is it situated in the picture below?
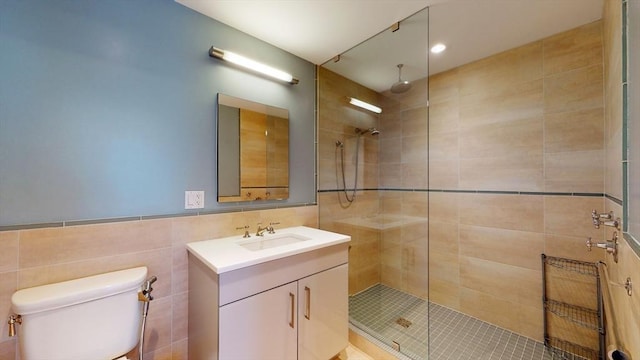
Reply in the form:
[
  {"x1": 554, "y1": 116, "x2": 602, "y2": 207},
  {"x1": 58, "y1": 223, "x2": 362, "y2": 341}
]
[{"x1": 390, "y1": 64, "x2": 411, "y2": 94}]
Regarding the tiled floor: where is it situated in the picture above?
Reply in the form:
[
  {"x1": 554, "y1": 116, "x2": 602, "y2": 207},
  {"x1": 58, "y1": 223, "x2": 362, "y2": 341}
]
[{"x1": 349, "y1": 284, "x2": 581, "y2": 360}]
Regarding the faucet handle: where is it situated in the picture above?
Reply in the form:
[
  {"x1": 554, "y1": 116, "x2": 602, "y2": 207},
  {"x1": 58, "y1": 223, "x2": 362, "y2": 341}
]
[
  {"x1": 586, "y1": 237, "x2": 594, "y2": 251},
  {"x1": 591, "y1": 210, "x2": 601, "y2": 228},
  {"x1": 268, "y1": 222, "x2": 279, "y2": 234},
  {"x1": 236, "y1": 225, "x2": 251, "y2": 238}
]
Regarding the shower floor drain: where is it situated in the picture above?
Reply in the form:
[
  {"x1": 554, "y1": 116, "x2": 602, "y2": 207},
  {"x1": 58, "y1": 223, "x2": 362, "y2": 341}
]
[{"x1": 395, "y1": 317, "x2": 412, "y2": 328}]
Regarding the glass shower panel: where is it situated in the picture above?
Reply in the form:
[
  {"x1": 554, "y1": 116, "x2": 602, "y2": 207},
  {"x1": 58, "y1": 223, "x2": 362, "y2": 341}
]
[{"x1": 318, "y1": 7, "x2": 429, "y2": 360}]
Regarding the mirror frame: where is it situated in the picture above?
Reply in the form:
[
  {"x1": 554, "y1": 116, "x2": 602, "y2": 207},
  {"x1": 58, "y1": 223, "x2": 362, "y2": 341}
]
[{"x1": 216, "y1": 93, "x2": 289, "y2": 203}]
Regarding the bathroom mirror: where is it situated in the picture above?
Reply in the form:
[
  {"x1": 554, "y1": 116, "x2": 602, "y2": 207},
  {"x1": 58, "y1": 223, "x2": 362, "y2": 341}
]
[{"x1": 217, "y1": 93, "x2": 289, "y2": 202}]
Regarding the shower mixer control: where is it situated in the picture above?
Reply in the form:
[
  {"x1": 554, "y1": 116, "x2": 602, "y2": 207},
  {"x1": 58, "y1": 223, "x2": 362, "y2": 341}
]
[
  {"x1": 591, "y1": 209, "x2": 620, "y2": 230},
  {"x1": 586, "y1": 231, "x2": 619, "y2": 262}
]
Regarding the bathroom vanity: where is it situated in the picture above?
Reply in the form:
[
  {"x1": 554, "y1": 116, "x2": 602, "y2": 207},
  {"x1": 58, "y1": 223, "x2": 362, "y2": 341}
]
[{"x1": 187, "y1": 226, "x2": 350, "y2": 360}]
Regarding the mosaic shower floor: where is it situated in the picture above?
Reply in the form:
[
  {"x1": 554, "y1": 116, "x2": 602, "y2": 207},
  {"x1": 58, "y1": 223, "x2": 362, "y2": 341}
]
[{"x1": 349, "y1": 284, "x2": 580, "y2": 360}]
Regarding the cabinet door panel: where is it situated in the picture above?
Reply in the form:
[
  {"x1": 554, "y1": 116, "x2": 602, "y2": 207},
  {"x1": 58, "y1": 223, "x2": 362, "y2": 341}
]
[
  {"x1": 219, "y1": 282, "x2": 297, "y2": 360},
  {"x1": 298, "y1": 264, "x2": 349, "y2": 360}
]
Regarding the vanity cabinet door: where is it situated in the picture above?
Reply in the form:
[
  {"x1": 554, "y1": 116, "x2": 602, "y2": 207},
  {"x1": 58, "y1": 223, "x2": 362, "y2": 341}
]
[
  {"x1": 219, "y1": 282, "x2": 298, "y2": 360},
  {"x1": 298, "y1": 264, "x2": 349, "y2": 360}
]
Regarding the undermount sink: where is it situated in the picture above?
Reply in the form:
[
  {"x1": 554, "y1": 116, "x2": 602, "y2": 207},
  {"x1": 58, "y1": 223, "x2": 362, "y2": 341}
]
[{"x1": 238, "y1": 233, "x2": 311, "y2": 251}]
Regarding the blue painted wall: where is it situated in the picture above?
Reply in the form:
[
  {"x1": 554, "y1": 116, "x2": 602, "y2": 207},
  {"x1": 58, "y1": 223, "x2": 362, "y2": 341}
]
[{"x1": 0, "y1": 0, "x2": 316, "y2": 226}]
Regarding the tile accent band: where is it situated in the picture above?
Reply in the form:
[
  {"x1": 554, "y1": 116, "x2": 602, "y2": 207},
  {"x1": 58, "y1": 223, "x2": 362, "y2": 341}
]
[
  {"x1": 0, "y1": 202, "x2": 318, "y2": 231},
  {"x1": 319, "y1": 188, "x2": 606, "y2": 197}
]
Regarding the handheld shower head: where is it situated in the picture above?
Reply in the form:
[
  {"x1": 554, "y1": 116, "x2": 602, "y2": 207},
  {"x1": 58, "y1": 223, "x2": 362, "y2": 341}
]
[{"x1": 355, "y1": 127, "x2": 380, "y2": 136}]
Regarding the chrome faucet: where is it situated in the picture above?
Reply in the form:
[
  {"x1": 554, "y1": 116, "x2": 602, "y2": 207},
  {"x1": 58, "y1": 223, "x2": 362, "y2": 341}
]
[{"x1": 256, "y1": 223, "x2": 270, "y2": 237}]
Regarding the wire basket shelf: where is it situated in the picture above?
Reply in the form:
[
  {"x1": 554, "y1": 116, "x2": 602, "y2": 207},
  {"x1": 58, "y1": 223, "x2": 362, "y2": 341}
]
[
  {"x1": 546, "y1": 337, "x2": 598, "y2": 360},
  {"x1": 544, "y1": 300, "x2": 601, "y2": 331}
]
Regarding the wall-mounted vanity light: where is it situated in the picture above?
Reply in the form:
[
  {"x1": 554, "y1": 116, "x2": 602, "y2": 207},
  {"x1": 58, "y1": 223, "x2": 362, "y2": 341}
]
[
  {"x1": 348, "y1": 97, "x2": 382, "y2": 114},
  {"x1": 209, "y1": 46, "x2": 299, "y2": 84}
]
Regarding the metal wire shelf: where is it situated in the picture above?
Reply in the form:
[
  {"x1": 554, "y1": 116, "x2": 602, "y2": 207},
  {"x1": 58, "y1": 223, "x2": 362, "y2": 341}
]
[
  {"x1": 542, "y1": 254, "x2": 604, "y2": 360},
  {"x1": 546, "y1": 337, "x2": 598, "y2": 360},
  {"x1": 544, "y1": 300, "x2": 601, "y2": 331},
  {"x1": 544, "y1": 256, "x2": 599, "y2": 277}
]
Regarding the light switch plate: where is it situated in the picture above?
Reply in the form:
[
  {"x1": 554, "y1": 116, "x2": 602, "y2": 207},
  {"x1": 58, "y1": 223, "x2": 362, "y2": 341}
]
[{"x1": 185, "y1": 191, "x2": 205, "y2": 209}]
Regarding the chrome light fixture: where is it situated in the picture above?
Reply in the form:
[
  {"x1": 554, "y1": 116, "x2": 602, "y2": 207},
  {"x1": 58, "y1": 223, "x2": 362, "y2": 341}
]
[
  {"x1": 349, "y1": 97, "x2": 382, "y2": 114},
  {"x1": 209, "y1": 47, "x2": 299, "y2": 84}
]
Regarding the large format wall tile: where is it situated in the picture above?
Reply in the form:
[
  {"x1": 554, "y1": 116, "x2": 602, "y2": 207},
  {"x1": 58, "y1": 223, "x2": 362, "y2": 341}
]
[
  {"x1": 544, "y1": 150, "x2": 604, "y2": 192},
  {"x1": 544, "y1": 108, "x2": 604, "y2": 153},
  {"x1": 19, "y1": 219, "x2": 172, "y2": 268},
  {"x1": 428, "y1": 20, "x2": 607, "y2": 341},
  {"x1": 458, "y1": 42, "x2": 543, "y2": 96},
  {"x1": 543, "y1": 21, "x2": 603, "y2": 76},
  {"x1": 459, "y1": 225, "x2": 544, "y2": 271},
  {"x1": 0, "y1": 206, "x2": 318, "y2": 359},
  {"x1": 544, "y1": 64, "x2": 604, "y2": 114},
  {"x1": 459, "y1": 193, "x2": 544, "y2": 232},
  {"x1": 0, "y1": 232, "x2": 18, "y2": 273}
]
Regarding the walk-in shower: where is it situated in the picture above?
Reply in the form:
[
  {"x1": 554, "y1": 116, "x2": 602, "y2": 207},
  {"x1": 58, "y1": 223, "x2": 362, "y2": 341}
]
[{"x1": 320, "y1": 2, "x2": 607, "y2": 359}]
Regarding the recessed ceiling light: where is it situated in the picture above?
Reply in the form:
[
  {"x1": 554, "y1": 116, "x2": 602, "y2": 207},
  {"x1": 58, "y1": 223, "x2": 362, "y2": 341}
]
[{"x1": 430, "y1": 43, "x2": 446, "y2": 54}]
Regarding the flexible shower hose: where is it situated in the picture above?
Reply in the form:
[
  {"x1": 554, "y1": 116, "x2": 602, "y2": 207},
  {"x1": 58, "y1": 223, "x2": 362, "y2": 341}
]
[
  {"x1": 139, "y1": 276, "x2": 157, "y2": 360},
  {"x1": 337, "y1": 134, "x2": 362, "y2": 203}
]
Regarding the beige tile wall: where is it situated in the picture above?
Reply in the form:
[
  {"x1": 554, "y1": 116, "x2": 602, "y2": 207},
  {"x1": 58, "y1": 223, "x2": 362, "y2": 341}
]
[
  {"x1": 378, "y1": 192, "x2": 429, "y2": 299},
  {"x1": 319, "y1": 191, "x2": 381, "y2": 295},
  {"x1": 317, "y1": 68, "x2": 380, "y2": 192},
  {"x1": 602, "y1": 0, "x2": 640, "y2": 356},
  {"x1": 428, "y1": 21, "x2": 607, "y2": 341},
  {"x1": 317, "y1": 67, "x2": 382, "y2": 295},
  {"x1": 0, "y1": 206, "x2": 318, "y2": 360}
]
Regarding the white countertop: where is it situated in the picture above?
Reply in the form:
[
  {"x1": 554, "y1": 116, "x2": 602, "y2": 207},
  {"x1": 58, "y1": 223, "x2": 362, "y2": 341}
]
[{"x1": 186, "y1": 226, "x2": 350, "y2": 274}]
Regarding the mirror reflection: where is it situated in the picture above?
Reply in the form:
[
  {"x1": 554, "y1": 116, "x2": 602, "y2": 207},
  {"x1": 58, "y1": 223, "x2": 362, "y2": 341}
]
[{"x1": 217, "y1": 94, "x2": 289, "y2": 202}]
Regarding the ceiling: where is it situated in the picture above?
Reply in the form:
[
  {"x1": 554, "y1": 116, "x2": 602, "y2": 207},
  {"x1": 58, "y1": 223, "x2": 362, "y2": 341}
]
[{"x1": 177, "y1": 0, "x2": 604, "y2": 92}]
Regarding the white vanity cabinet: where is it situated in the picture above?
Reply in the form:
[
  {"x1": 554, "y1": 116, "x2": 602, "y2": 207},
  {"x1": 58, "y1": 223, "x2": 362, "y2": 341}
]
[
  {"x1": 187, "y1": 230, "x2": 349, "y2": 360},
  {"x1": 297, "y1": 264, "x2": 348, "y2": 360},
  {"x1": 219, "y1": 281, "x2": 298, "y2": 360}
]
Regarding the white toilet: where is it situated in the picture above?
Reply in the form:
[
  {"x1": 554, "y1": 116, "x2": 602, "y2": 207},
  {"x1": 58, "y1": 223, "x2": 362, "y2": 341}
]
[{"x1": 10, "y1": 267, "x2": 148, "y2": 360}]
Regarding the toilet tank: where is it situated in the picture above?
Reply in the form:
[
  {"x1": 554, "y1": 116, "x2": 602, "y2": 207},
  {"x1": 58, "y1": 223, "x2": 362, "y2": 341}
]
[{"x1": 11, "y1": 267, "x2": 148, "y2": 360}]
